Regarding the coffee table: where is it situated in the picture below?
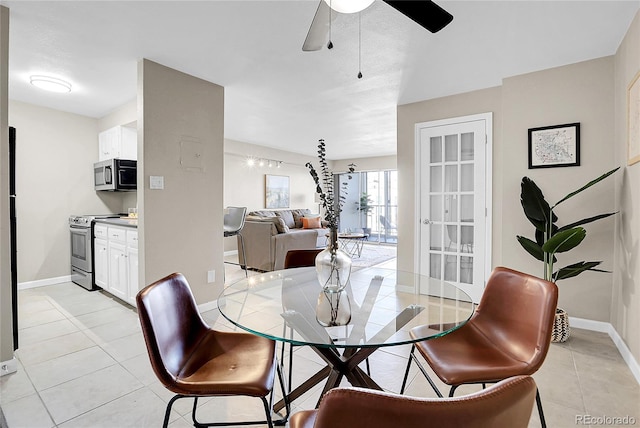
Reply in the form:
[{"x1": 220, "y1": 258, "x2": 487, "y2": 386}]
[
  {"x1": 325, "y1": 232, "x2": 369, "y2": 257},
  {"x1": 218, "y1": 267, "x2": 474, "y2": 412}
]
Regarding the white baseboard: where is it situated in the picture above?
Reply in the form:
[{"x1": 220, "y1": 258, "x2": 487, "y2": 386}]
[
  {"x1": 198, "y1": 299, "x2": 219, "y2": 313},
  {"x1": 0, "y1": 358, "x2": 17, "y2": 377},
  {"x1": 18, "y1": 275, "x2": 71, "y2": 290},
  {"x1": 570, "y1": 316, "x2": 640, "y2": 385},
  {"x1": 224, "y1": 250, "x2": 238, "y2": 257}
]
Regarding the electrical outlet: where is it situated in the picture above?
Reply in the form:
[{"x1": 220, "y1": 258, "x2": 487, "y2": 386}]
[
  {"x1": 207, "y1": 270, "x2": 215, "y2": 283},
  {"x1": 0, "y1": 358, "x2": 17, "y2": 376}
]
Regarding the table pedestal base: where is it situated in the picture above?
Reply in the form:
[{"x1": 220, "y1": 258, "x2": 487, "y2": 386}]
[{"x1": 274, "y1": 345, "x2": 380, "y2": 412}]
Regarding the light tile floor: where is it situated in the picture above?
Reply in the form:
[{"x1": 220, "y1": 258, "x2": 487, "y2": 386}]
[{"x1": 1, "y1": 255, "x2": 638, "y2": 427}]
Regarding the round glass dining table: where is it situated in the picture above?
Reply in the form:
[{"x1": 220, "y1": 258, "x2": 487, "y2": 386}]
[{"x1": 218, "y1": 266, "x2": 474, "y2": 412}]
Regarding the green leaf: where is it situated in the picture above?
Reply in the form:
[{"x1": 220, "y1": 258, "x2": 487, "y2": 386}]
[
  {"x1": 520, "y1": 177, "x2": 557, "y2": 232},
  {"x1": 517, "y1": 236, "x2": 545, "y2": 261},
  {"x1": 553, "y1": 261, "x2": 607, "y2": 281},
  {"x1": 558, "y1": 212, "x2": 618, "y2": 232},
  {"x1": 554, "y1": 167, "x2": 620, "y2": 208},
  {"x1": 542, "y1": 227, "x2": 586, "y2": 254}
]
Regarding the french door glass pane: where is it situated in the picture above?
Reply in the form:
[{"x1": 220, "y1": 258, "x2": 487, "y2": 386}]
[
  {"x1": 461, "y1": 225, "x2": 474, "y2": 253},
  {"x1": 445, "y1": 165, "x2": 458, "y2": 192},
  {"x1": 430, "y1": 195, "x2": 443, "y2": 222},
  {"x1": 430, "y1": 224, "x2": 443, "y2": 251},
  {"x1": 444, "y1": 195, "x2": 458, "y2": 222},
  {"x1": 461, "y1": 164, "x2": 474, "y2": 191},
  {"x1": 460, "y1": 256, "x2": 473, "y2": 284},
  {"x1": 445, "y1": 135, "x2": 458, "y2": 161},
  {"x1": 461, "y1": 195, "x2": 474, "y2": 222},
  {"x1": 444, "y1": 255, "x2": 457, "y2": 281},
  {"x1": 430, "y1": 254, "x2": 442, "y2": 279},
  {"x1": 430, "y1": 136, "x2": 442, "y2": 163},
  {"x1": 461, "y1": 132, "x2": 474, "y2": 161},
  {"x1": 430, "y1": 166, "x2": 442, "y2": 192}
]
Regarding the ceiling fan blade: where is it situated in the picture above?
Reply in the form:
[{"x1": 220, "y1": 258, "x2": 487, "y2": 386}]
[
  {"x1": 383, "y1": 0, "x2": 453, "y2": 33},
  {"x1": 302, "y1": 0, "x2": 335, "y2": 51}
]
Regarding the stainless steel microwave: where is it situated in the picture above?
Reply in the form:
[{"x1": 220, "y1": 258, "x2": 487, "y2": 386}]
[{"x1": 94, "y1": 159, "x2": 137, "y2": 191}]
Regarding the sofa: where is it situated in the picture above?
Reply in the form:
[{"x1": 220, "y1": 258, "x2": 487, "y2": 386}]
[{"x1": 238, "y1": 209, "x2": 328, "y2": 271}]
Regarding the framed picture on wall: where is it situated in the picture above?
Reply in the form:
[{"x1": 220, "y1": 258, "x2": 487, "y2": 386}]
[
  {"x1": 528, "y1": 123, "x2": 580, "y2": 169},
  {"x1": 628, "y1": 70, "x2": 640, "y2": 166},
  {"x1": 265, "y1": 174, "x2": 290, "y2": 208}
]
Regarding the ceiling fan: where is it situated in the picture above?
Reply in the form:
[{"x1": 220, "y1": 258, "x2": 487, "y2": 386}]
[{"x1": 303, "y1": 0, "x2": 454, "y2": 52}]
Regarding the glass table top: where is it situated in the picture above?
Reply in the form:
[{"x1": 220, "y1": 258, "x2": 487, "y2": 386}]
[{"x1": 218, "y1": 267, "x2": 474, "y2": 349}]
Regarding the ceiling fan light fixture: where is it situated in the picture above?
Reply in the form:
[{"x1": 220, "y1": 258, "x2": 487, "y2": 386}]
[
  {"x1": 323, "y1": 0, "x2": 374, "y2": 14},
  {"x1": 29, "y1": 75, "x2": 72, "y2": 93}
]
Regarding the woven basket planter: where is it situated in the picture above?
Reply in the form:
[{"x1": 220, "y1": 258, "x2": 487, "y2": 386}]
[{"x1": 551, "y1": 307, "x2": 570, "y2": 343}]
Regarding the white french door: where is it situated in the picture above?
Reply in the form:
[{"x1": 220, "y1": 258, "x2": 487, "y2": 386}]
[{"x1": 415, "y1": 114, "x2": 492, "y2": 302}]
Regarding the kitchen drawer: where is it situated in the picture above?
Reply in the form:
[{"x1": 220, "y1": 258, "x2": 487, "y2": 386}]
[
  {"x1": 94, "y1": 224, "x2": 108, "y2": 238},
  {"x1": 127, "y1": 230, "x2": 138, "y2": 248},
  {"x1": 107, "y1": 226, "x2": 127, "y2": 242}
]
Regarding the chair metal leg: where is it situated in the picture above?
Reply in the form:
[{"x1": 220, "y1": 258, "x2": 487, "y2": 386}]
[
  {"x1": 448, "y1": 385, "x2": 459, "y2": 397},
  {"x1": 536, "y1": 388, "x2": 547, "y2": 428},
  {"x1": 163, "y1": 394, "x2": 184, "y2": 428},
  {"x1": 288, "y1": 342, "x2": 294, "y2": 393},
  {"x1": 400, "y1": 345, "x2": 415, "y2": 394},
  {"x1": 261, "y1": 397, "x2": 274, "y2": 428},
  {"x1": 238, "y1": 232, "x2": 248, "y2": 277},
  {"x1": 275, "y1": 358, "x2": 291, "y2": 423}
]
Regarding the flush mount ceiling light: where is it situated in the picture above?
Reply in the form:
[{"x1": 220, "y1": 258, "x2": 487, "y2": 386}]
[
  {"x1": 323, "y1": 0, "x2": 374, "y2": 14},
  {"x1": 29, "y1": 75, "x2": 72, "y2": 93}
]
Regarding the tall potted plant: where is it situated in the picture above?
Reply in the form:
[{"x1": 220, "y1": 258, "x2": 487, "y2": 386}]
[
  {"x1": 357, "y1": 192, "x2": 373, "y2": 235},
  {"x1": 517, "y1": 166, "x2": 619, "y2": 342}
]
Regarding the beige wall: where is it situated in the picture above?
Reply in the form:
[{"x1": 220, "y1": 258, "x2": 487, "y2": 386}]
[
  {"x1": 398, "y1": 57, "x2": 617, "y2": 323},
  {"x1": 223, "y1": 139, "x2": 318, "y2": 252},
  {"x1": 97, "y1": 98, "x2": 136, "y2": 131},
  {"x1": 1, "y1": 5, "x2": 12, "y2": 363},
  {"x1": 138, "y1": 59, "x2": 225, "y2": 304},
  {"x1": 8, "y1": 101, "x2": 125, "y2": 283},
  {"x1": 613, "y1": 10, "x2": 640, "y2": 363},
  {"x1": 397, "y1": 87, "x2": 503, "y2": 274},
  {"x1": 333, "y1": 155, "x2": 396, "y2": 172},
  {"x1": 501, "y1": 57, "x2": 617, "y2": 322}
]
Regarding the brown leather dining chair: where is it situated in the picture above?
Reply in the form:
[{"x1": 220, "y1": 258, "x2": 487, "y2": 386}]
[
  {"x1": 136, "y1": 272, "x2": 288, "y2": 428},
  {"x1": 290, "y1": 375, "x2": 537, "y2": 428},
  {"x1": 400, "y1": 266, "x2": 558, "y2": 428},
  {"x1": 283, "y1": 248, "x2": 323, "y2": 269},
  {"x1": 281, "y1": 249, "x2": 323, "y2": 391}
]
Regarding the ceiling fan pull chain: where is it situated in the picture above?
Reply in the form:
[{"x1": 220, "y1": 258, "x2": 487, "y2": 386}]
[
  {"x1": 328, "y1": 0, "x2": 334, "y2": 49},
  {"x1": 357, "y1": 11, "x2": 363, "y2": 79}
]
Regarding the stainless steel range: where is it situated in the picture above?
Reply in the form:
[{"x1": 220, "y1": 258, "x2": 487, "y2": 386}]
[{"x1": 69, "y1": 214, "x2": 119, "y2": 290}]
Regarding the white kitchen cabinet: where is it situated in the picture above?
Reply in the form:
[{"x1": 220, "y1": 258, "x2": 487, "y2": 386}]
[
  {"x1": 94, "y1": 225, "x2": 108, "y2": 289},
  {"x1": 126, "y1": 230, "x2": 139, "y2": 304},
  {"x1": 94, "y1": 238, "x2": 108, "y2": 289},
  {"x1": 94, "y1": 224, "x2": 138, "y2": 306},
  {"x1": 108, "y1": 241, "x2": 128, "y2": 301},
  {"x1": 98, "y1": 125, "x2": 137, "y2": 161}
]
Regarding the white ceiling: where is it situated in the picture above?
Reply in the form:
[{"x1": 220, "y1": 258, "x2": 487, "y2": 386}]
[{"x1": 3, "y1": 1, "x2": 639, "y2": 160}]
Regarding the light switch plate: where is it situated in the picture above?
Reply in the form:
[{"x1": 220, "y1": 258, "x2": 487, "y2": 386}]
[
  {"x1": 149, "y1": 176, "x2": 164, "y2": 190},
  {"x1": 207, "y1": 270, "x2": 215, "y2": 283}
]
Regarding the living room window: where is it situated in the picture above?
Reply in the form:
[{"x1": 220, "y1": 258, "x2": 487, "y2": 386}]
[{"x1": 336, "y1": 170, "x2": 398, "y2": 244}]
